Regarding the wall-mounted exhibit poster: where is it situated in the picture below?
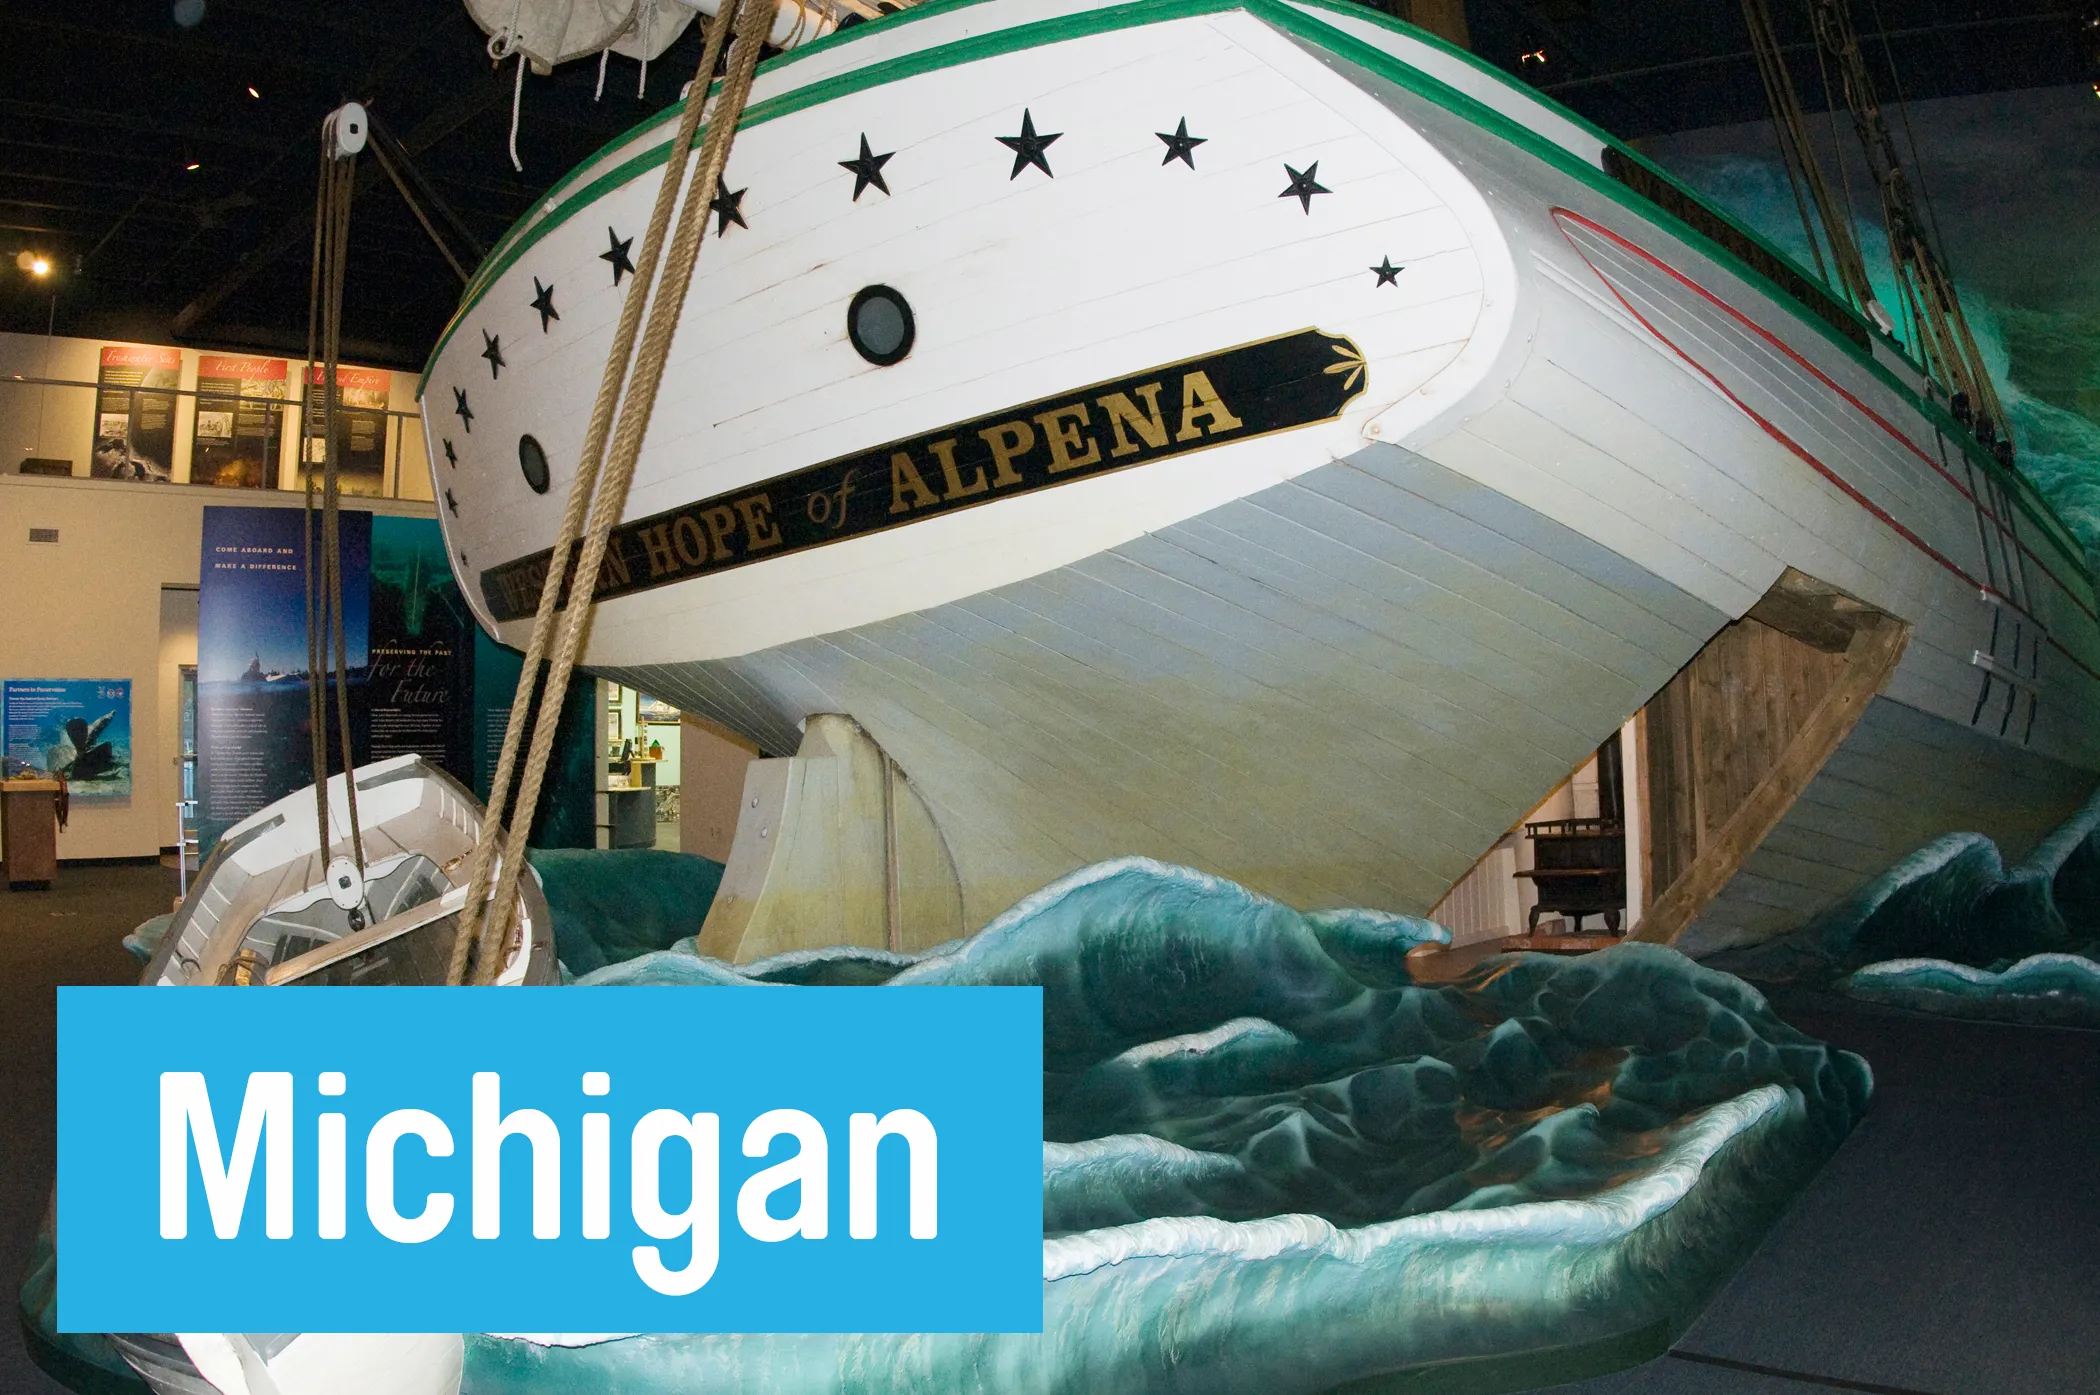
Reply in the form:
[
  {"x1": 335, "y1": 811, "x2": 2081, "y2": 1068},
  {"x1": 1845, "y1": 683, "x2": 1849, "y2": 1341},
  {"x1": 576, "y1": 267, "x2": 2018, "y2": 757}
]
[
  {"x1": 192, "y1": 505, "x2": 591, "y2": 854},
  {"x1": 367, "y1": 515, "x2": 472, "y2": 773},
  {"x1": 472, "y1": 628, "x2": 597, "y2": 849},
  {"x1": 190, "y1": 354, "x2": 287, "y2": 489},
  {"x1": 2, "y1": 679, "x2": 132, "y2": 801},
  {"x1": 92, "y1": 344, "x2": 181, "y2": 482},
  {"x1": 195, "y1": 506, "x2": 369, "y2": 853},
  {"x1": 300, "y1": 364, "x2": 390, "y2": 497}
]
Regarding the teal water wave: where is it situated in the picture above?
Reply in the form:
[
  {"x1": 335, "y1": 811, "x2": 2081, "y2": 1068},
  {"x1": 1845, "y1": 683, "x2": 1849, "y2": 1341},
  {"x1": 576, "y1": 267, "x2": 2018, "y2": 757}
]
[
  {"x1": 468, "y1": 858, "x2": 1867, "y2": 1393},
  {"x1": 44, "y1": 859, "x2": 1868, "y2": 1394},
  {"x1": 1707, "y1": 787, "x2": 2100, "y2": 1025}
]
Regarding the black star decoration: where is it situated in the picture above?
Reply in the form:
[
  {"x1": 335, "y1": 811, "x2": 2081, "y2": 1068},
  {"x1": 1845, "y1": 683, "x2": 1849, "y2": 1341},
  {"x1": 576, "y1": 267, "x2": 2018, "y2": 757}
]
[
  {"x1": 1370, "y1": 256, "x2": 1403, "y2": 287},
  {"x1": 444, "y1": 488, "x2": 459, "y2": 517},
  {"x1": 480, "y1": 329, "x2": 505, "y2": 378},
  {"x1": 838, "y1": 134, "x2": 894, "y2": 200},
  {"x1": 442, "y1": 438, "x2": 457, "y2": 467},
  {"x1": 452, "y1": 386, "x2": 473, "y2": 432},
  {"x1": 529, "y1": 277, "x2": 559, "y2": 332},
  {"x1": 709, "y1": 178, "x2": 748, "y2": 235},
  {"x1": 600, "y1": 226, "x2": 635, "y2": 285},
  {"x1": 997, "y1": 109, "x2": 1061, "y2": 180},
  {"x1": 1279, "y1": 161, "x2": 1331, "y2": 214},
  {"x1": 1156, "y1": 118, "x2": 1205, "y2": 168}
]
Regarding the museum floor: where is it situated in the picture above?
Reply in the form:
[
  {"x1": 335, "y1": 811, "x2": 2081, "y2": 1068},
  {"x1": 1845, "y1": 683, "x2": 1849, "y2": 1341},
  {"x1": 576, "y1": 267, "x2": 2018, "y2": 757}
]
[{"x1": 1, "y1": 866, "x2": 2093, "y2": 1395}]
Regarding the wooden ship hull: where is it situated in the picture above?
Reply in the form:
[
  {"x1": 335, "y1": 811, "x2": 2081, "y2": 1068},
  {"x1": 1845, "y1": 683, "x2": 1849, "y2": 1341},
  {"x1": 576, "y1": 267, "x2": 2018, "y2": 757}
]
[{"x1": 418, "y1": 0, "x2": 2100, "y2": 954}]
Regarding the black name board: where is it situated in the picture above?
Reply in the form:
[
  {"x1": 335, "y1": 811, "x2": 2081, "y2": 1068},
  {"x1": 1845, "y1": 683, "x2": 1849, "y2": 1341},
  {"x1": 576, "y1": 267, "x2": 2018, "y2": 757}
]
[{"x1": 481, "y1": 328, "x2": 1367, "y2": 622}]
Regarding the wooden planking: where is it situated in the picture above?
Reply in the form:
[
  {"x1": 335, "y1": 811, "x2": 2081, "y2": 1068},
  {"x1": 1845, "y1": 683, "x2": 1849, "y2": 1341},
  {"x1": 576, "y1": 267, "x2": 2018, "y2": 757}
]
[
  {"x1": 600, "y1": 445, "x2": 1726, "y2": 925},
  {"x1": 1637, "y1": 610, "x2": 1909, "y2": 947},
  {"x1": 441, "y1": 9, "x2": 1511, "y2": 671},
  {"x1": 1675, "y1": 693, "x2": 2099, "y2": 955},
  {"x1": 1645, "y1": 613, "x2": 1847, "y2": 894}
]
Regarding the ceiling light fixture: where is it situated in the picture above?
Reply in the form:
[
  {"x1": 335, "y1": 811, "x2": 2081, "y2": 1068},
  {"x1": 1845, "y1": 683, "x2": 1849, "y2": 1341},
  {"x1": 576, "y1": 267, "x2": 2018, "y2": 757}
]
[
  {"x1": 247, "y1": 85, "x2": 260, "y2": 99},
  {"x1": 186, "y1": 161, "x2": 202, "y2": 171}
]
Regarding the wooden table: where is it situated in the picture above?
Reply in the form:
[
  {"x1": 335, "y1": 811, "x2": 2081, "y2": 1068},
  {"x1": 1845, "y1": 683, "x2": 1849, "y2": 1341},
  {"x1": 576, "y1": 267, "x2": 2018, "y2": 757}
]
[{"x1": 1, "y1": 778, "x2": 62, "y2": 889}]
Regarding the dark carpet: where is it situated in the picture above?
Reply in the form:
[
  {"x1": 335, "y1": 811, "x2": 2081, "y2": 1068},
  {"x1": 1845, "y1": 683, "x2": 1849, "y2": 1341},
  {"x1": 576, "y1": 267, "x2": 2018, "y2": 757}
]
[
  {"x1": 0, "y1": 865, "x2": 172, "y2": 1395},
  {"x1": 1547, "y1": 991, "x2": 2100, "y2": 1395}
]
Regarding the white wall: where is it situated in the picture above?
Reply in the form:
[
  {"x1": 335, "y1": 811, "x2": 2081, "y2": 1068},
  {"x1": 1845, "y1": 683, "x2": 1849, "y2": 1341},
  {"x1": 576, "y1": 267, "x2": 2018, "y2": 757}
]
[
  {"x1": 1, "y1": 330, "x2": 432, "y2": 502},
  {"x1": 0, "y1": 473, "x2": 436, "y2": 860}
]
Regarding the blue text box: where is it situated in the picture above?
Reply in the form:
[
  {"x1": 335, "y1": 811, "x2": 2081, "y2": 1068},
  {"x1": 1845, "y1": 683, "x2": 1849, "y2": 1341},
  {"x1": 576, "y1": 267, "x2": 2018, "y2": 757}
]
[{"x1": 59, "y1": 986, "x2": 1043, "y2": 1333}]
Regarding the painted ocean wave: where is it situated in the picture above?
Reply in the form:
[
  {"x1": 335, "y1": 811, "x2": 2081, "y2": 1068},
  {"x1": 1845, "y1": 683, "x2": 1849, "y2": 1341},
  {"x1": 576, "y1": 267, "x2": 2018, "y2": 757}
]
[
  {"x1": 1706, "y1": 787, "x2": 2100, "y2": 1023},
  {"x1": 1842, "y1": 953, "x2": 2100, "y2": 1028},
  {"x1": 466, "y1": 857, "x2": 1867, "y2": 1393}
]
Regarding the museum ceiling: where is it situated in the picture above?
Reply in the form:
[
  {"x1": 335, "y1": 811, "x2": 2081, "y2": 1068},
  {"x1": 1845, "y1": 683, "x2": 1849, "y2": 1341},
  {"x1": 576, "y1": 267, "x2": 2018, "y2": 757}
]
[{"x1": 0, "y1": 0, "x2": 2088, "y2": 367}]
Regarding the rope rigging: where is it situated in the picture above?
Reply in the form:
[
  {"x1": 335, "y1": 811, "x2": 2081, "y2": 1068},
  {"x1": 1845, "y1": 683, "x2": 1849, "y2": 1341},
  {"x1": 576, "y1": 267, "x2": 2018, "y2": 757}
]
[
  {"x1": 1740, "y1": 0, "x2": 2011, "y2": 454},
  {"x1": 302, "y1": 105, "x2": 370, "y2": 900},
  {"x1": 447, "y1": 0, "x2": 782, "y2": 985}
]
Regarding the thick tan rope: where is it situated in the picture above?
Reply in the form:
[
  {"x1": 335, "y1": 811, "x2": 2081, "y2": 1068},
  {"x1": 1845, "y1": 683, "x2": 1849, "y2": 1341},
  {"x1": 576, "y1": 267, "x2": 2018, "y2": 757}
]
[
  {"x1": 301, "y1": 146, "x2": 367, "y2": 879},
  {"x1": 449, "y1": 0, "x2": 775, "y2": 984},
  {"x1": 446, "y1": 0, "x2": 736, "y2": 985},
  {"x1": 303, "y1": 153, "x2": 333, "y2": 864},
  {"x1": 320, "y1": 156, "x2": 366, "y2": 876},
  {"x1": 468, "y1": 0, "x2": 778, "y2": 984}
]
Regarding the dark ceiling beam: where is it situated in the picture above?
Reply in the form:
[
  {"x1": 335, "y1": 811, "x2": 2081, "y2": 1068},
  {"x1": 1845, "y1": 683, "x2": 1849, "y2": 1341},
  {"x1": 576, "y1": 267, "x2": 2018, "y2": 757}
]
[
  {"x1": 0, "y1": 99, "x2": 288, "y2": 155},
  {"x1": 1476, "y1": 0, "x2": 1671, "y2": 133},
  {"x1": 10, "y1": 10, "x2": 400, "y2": 81},
  {"x1": 1538, "y1": 10, "x2": 2079, "y2": 96},
  {"x1": 168, "y1": 74, "x2": 515, "y2": 337},
  {"x1": 0, "y1": 136, "x2": 177, "y2": 164},
  {"x1": 210, "y1": 0, "x2": 480, "y2": 57}
]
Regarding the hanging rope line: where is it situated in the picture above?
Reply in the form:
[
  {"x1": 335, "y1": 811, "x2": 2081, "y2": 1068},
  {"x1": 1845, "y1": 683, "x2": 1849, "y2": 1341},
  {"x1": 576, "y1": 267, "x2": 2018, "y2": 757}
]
[
  {"x1": 448, "y1": 0, "x2": 779, "y2": 986},
  {"x1": 302, "y1": 112, "x2": 368, "y2": 884},
  {"x1": 1741, "y1": 0, "x2": 2010, "y2": 450}
]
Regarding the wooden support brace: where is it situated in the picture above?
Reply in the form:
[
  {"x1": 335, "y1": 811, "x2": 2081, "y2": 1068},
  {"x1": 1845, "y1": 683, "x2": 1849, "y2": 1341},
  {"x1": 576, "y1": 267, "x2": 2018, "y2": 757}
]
[{"x1": 1633, "y1": 611, "x2": 1909, "y2": 946}]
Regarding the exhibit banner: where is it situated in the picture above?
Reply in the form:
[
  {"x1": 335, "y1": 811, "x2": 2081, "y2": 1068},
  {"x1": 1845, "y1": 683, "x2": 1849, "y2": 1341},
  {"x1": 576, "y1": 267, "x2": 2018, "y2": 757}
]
[
  {"x1": 191, "y1": 354, "x2": 287, "y2": 490},
  {"x1": 92, "y1": 344, "x2": 182, "y2": 482},
  {"x1": 195, "y1": 506, "x2": 370, "y2": 853},
  {"x1": 368, "y1": 515, "x2": 472, "y2": 773},
  {"x1": 1, "y1": 679, "x2": 131, "y2": 801},
  {"x1": 301, "y1": 364, "x2": 391, "y2": 497},
  {"x1": 193, "y1": 507, "x2": 592, "y2": 854},
  {"x1": 57, "y1": 985, "x2": 1044, "y2": 1333}
]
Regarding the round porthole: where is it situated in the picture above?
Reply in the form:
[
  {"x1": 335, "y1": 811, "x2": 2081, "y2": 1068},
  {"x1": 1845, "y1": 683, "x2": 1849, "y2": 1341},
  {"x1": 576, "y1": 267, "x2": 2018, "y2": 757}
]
[
  {"x1": 847, "y1": 284, "x2": 914, "y2": 366},
  {"x1": 517, "y1": 433, "x2": 550, "y2": 494}
]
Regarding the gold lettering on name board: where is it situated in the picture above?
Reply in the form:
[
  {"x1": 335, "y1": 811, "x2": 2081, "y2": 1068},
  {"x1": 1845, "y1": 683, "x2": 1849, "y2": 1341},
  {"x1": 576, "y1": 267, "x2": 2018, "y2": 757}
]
[
  {"x1": 890, "y1": 450, "x2": 940, "y2": 514},
  {"x1": 1097, "y1": 383, "x2": 1169, "y2": 458},
  {"x1": 928, "y1": 438, "x2": 987, "y2": 500},
  {"x1": 699, "y1": 504, "x2": 739, "y2": 560},
  {"x1": 1175, "y1": 371, "x2": 1245, "y2": 442},
  {"x1": 638, "y1": 523, "x2": 679, "y2": 578},
  {"x1": 673, "y1": 516, "x2": 709, "y2": 567},
  {"x1": 736, "y1": 494, "x2": 781, "y2": 550},
  {"x1": 482, "y1": 330, "x2": 1370, "y2": 624},
  {"x1": 978, "y1": 420, "x2": 1034, "y2": 487},
  {"x1": 1035, "y1": 403, "x2": 1103, "y2": 474}
]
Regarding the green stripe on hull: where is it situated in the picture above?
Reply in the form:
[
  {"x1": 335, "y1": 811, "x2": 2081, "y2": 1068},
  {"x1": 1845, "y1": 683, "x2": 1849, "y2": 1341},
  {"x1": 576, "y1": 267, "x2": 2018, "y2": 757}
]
[{"x1": 414, "y1": 0, "x2": 2091, "y2": 589}]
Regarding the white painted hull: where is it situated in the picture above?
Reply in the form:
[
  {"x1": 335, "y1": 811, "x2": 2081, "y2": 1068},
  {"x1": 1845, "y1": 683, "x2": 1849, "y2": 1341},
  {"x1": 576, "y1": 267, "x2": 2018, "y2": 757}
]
[{"x1": 420, "y1": 0, "x2": 2100, "y2": 932}]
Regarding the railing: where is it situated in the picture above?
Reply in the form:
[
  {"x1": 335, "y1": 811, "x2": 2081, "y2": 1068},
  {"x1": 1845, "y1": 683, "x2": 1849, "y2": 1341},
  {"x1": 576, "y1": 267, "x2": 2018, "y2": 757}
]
[
  {"x1": 174, "y1": 797, "x2": 199, "y2": 902},
  {"x1": 4, "y1": 372, "x2": 431, "y2": 502}
]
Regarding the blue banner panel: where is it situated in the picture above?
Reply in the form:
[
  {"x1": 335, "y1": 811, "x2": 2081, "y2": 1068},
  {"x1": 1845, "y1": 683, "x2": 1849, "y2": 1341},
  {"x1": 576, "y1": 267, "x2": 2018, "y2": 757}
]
[
  {"x1": 195, "y1": 506, "x2": 371, "y2": 855},
  {"x1": 2, "y1": 679, "x2": 131, "y2": 801},
  {"x1": 59, "y1": 986, "x2": 1043, "y2": 1335}
]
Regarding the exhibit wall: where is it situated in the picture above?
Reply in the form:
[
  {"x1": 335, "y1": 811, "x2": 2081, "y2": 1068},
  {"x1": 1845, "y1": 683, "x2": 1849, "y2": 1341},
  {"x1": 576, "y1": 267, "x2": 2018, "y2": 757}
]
[
  {"x1": 0, "y1": 473, "x2": 436, "y2": 862},
  {"x1": 0, "y1": 330, "x2": 433, "y2": 502}
]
